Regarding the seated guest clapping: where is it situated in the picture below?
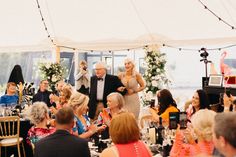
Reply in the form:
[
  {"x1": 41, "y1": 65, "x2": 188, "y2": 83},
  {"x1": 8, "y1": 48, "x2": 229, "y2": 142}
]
[
  {"x1": 97, "y1": 92, "x2": 126, "y2": 139},
  {"x1": 149, "y1": 89, "x2": 179, "y2": 123},
  {"x1": 57, "y1": 88, "x2": 72, "y2": 109},
  {"x1": 32, "y1": 80, "x2": 56, "y2": 108},
  {"x1": 100, "y1": 112, "x2": 152, "y2": 157},
  {"x1": 26, "y1": 102, "x2": 56, "y2": 145},
  {"x1": 50, "y1": 88, "x2": 72, "y2": 114},
  {"x1": 69, "y1": 92, "x2": 106, "y2": 138},
  {"x1": 223, "y1": 93, "x2": 236, "y2": 112},
  {"x1": 186, "y1": 89, "x2": 210, "y2": 120},
  {"x1": 0, "y1": 82, "x2": 18, "y2": 106},
  {"x1": 170, "y1": 109, "x2": 216, "y2": 157},
  {"x1": 97, "y1": 92, "x2": 125, "y2": 126},
  {"x1": 34, "y1": 107, "x2": 91, "y2": 157},
  {"x1": 55, "y1": 80, "x2": 66, "y2": 96}
]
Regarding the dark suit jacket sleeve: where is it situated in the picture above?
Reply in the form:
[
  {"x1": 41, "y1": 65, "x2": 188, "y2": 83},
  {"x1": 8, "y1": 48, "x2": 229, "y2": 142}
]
[
  {"x1": 80, "y1": 140, "x2": 91, "y2": 157},
  {"x1": 32, "y1": 93, "x2": 37, "y2": 103},
  {"x1": 34, "y1": 143, "x2": 40, "y2": 157},
  {"x1": 88, "y1": 76, "x2": 97, "y2": 119},
  {"x1": 113, "y1": 75, "x2": 127, "y2": 95}
]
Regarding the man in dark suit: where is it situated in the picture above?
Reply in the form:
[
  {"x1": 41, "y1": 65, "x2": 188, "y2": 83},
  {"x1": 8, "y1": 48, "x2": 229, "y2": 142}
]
[
  {"x1": 32, "y1": 80, "x2": 56, "y2": 107},
  {"x1": 34, "y1": 107, "x2": 91, "y2": 157},
  {"x1": 88, "y1": 62, "x2": 126, "y2": 119}
]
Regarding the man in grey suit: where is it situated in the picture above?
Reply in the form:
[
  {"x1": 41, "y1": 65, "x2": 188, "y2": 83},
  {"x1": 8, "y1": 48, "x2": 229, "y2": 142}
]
[{"x1": 34, "y1": 107, "x2": 91, "y2": 157}]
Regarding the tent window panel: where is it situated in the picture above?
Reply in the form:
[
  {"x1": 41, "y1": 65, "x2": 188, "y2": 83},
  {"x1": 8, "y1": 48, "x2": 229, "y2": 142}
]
[{"x1": 0, "y1": 51, "x2": 51, "y2": 94}]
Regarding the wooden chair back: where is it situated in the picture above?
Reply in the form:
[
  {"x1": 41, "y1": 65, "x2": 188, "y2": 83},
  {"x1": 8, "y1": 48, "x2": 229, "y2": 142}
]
[{"x1": 0, "y1": 116, "x2": 20, "y2": 140}]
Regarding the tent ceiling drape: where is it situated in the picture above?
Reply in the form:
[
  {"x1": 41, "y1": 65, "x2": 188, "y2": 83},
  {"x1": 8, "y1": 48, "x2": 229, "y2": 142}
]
[{"x1": 1, "y1": 0, "x2": 236, "y2": 52}]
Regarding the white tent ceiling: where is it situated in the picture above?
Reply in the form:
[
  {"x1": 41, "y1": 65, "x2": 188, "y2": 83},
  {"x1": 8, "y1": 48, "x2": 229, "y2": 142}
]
[{"x1": 1, "y1": 0, "x2": 236, "y2": 52}]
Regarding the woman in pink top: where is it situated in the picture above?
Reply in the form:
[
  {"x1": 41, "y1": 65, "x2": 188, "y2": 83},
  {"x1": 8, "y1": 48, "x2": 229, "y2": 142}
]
[
  {"x1": 100, "y1": 112, "x2": 152, "y2": 157},
  {"x1": 186, "y1": 89, "x2": 210, "y2": 120},
  {"x1": 170, "y1": 109, "x2": 216, "y2": 157}
]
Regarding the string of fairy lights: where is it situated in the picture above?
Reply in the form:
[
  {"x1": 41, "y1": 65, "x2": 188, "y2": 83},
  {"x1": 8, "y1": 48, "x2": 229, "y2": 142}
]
[
  {"x1": 198, "y1": 0, "x2": 235, "y2": 30},
  {"x1": 36, "y1": 0, "x2": 56, "y2": 46},
  {"x1": 35, "y1": 0, "x2": 236, "y2": 53}
]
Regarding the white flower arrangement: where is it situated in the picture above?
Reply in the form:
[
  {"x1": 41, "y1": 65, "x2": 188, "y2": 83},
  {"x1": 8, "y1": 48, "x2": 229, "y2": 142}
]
[
  {"x1": 39, "y1": 62, "x2": 66, "y2": 91},
  {"x1": 143, "y1": 46, "x2": 170, "y2": 96}
]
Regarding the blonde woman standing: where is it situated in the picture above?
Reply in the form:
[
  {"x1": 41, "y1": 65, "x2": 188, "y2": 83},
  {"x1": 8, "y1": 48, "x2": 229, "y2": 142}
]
[{"x1": 118, "y1": 58, "x2": 146, "y2": 120}]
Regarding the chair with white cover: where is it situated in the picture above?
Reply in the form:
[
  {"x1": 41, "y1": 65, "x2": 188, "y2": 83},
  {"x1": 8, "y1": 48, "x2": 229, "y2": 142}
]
[{"x1": 0, "y1": 116, "x2": 26, "y2": 157}]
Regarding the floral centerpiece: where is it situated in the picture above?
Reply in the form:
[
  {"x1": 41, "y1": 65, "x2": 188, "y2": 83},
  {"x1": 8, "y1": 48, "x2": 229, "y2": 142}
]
[
  {"x1": 142, "y1": 45, "x2": 170, "y2": 105},
  {"x1": 39, "y1": 62, "x2": 65, "y2": 92}
]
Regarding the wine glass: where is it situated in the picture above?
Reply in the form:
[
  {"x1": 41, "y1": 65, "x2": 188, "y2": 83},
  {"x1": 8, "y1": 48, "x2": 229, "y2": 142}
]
[{"x1": 0, "y1": 106, "x2": 4, "y2": 117}]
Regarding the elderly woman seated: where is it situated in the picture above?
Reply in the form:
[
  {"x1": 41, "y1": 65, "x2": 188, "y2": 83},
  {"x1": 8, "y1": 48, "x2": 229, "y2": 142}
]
[
  {"x1": 170, "y1": 109, "x2": 216, "y2": 156},
  {"x1": 97, "y1": 92, "x2": 126, "y2": 126},
  {"x1": 68, "y1": 92, "x2": 106, "y2": 138},
  {"x1": 26, "y1": 102, "x2": 56, "y2": 146}
]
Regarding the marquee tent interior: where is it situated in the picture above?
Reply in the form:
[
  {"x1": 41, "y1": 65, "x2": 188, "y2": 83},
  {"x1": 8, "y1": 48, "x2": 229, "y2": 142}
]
[
  {"x1": 1, "y1": 0, "x2": 236, "y2": 52},
  {"x1": 1, "y1": 0, "x2": 236, "y2": 109}
]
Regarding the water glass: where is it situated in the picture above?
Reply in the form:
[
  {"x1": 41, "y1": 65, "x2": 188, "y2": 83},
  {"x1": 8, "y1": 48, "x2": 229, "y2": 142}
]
[{"x1": 0, "y1": 106, "x2": 5, "y2": 117}]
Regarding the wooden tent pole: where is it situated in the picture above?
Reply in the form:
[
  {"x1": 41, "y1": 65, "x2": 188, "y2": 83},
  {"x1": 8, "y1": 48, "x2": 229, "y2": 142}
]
[{"x1": 55, "y1": 46, "x2": 60, "y2": 63}]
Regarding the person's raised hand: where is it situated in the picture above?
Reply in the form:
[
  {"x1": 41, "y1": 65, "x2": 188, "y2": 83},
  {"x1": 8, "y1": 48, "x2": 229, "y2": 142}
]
[{"x1": 223, "y1": 93, "x2": 231, "y2": 108}]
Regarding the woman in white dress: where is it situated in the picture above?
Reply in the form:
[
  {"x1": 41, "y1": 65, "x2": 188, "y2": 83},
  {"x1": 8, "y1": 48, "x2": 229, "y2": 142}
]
[{"x1": 118, "y1": 58, "x2": 146, "y2": 119}]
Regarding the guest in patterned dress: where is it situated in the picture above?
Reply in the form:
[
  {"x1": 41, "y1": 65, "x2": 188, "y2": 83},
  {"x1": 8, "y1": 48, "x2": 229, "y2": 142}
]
[
  {"x1": 26, "y1": 102, "x2": 56, "y2": 146},
  {"x1": 100, "y1": 112, "x2": 152, "y2": 157},
  {"x1": 97, "y1": 92, "x2": 126, "y2": 139},
  {"x1": 68, "y1": 92, "x2": 106, "y2": 138},
  {"x1": 97, "y1": 92, "x2": 126, "y2": 126}
]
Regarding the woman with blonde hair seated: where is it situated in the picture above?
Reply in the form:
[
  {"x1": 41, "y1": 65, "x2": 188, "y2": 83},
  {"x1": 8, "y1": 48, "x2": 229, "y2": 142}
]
[
  {"x1": 100, "y1": 112, "x2": 152, "y2": 157},
  {"x1": 170, "y1": 109, "x2": 216, "y2": 157},
  {"x1": 27, "y1": 102, "x2": 56, "y2": 145},
  {"x1": 50, "y1": 88, "x2": 72, "y2": 114},
  {"x1": 69, "y1": 92, "x2": 106, "y2": 138}
]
